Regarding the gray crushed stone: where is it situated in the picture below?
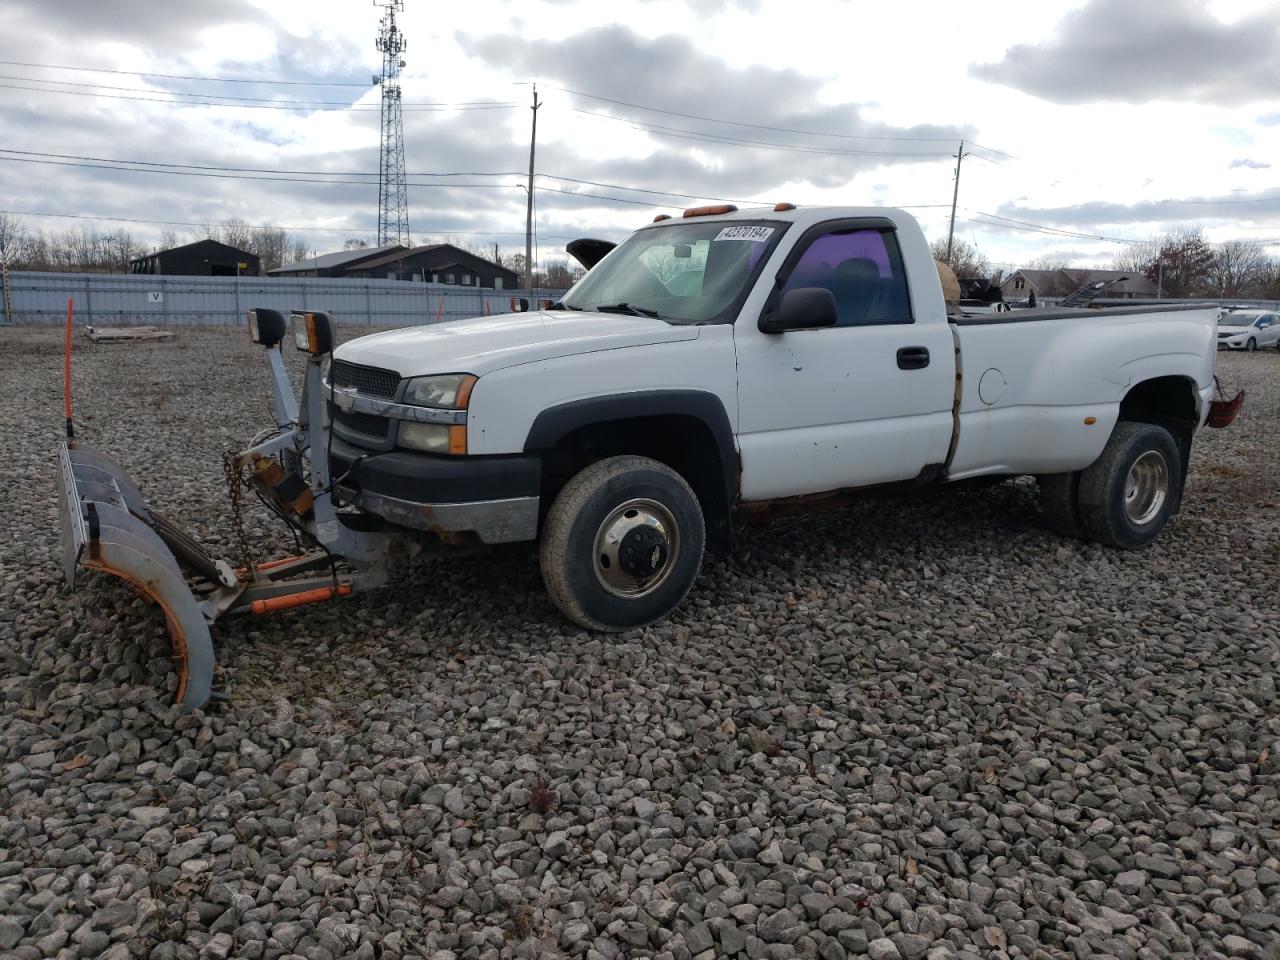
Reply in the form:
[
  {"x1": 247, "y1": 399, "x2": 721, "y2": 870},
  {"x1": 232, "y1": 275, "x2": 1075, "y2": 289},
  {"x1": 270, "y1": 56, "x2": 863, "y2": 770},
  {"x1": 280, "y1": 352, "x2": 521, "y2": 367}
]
[{"x1": 1, "y1": 327, "x2": 1277, "y2": 959}]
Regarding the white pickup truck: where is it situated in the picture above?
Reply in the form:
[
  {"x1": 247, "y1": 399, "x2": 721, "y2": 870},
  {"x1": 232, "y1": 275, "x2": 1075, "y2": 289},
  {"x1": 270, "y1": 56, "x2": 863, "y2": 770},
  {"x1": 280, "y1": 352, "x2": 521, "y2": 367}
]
[
  {"x1": 325, "y1": 204, "x2": 1220, "y2": 630},
  {"x1": 57, "y1": 203, "x2": 1232, "y2": 710}
]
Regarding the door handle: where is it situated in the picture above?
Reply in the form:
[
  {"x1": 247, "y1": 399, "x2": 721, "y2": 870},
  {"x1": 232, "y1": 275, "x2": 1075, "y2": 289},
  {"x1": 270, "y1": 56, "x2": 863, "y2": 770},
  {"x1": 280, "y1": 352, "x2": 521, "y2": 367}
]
[{"x1": 897, "y1": 346, "x2": 930, "y2": 370}]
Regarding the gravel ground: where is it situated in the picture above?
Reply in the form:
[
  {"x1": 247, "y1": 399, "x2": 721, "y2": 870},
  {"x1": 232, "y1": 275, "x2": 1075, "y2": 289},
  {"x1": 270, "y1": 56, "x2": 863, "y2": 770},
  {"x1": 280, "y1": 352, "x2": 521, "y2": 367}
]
[{"x1": 1, "y1": 326, "x2": 1278, "y2": 960}]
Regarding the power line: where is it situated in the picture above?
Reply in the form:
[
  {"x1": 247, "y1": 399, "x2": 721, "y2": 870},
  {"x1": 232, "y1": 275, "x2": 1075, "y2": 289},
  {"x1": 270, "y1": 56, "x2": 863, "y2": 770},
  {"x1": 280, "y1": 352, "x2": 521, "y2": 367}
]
[
  {"x1": 0, "y1": 154, "x2": 697, "y2": 210},
  {"x1": 0, "y1": 147, "x2": 521, "y2": 179},
  {"x1": 0, "y1": 154, "x2": 521, "y2": 188},
  {"x1": 0, "y1": 81, "x2": 518, "y2": 112},
  {"x1": 554, "y1": 85, "x2": 975, "y2": 145},
  {"x1": 968, "y1": 211, "x2": 1142, "y2": 244},
  {"x1": 0, "y1": 147, "x2": 952, "y2": 214},
  {"x1": 0, "y1": 208, "x2": 585, "y2": 241},
  {"x1": 0, "y1": 59, "x2": 372, "y2": 87},
  {"x1": 570, "y1": 109, "x2": 955, "y2": 158},
  {"x1": 0, "y1": 73, "x2": 519, "y2": 109}
]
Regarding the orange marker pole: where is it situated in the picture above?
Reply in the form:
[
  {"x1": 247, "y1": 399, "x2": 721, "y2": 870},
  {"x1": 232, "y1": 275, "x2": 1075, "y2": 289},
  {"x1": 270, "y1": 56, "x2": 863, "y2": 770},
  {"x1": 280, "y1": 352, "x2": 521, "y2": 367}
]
[{"x1": 64, "y1": 298, "x2": 74, "y2": 440}]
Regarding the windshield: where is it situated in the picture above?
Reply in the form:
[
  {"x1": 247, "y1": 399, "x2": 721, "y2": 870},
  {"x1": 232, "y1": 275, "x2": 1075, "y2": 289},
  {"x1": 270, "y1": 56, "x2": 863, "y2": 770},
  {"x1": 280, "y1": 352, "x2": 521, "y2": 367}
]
[
  {"x1": 1219, "y1": 314, "x2": 1258, "y2": 326},
  {"x1": 560, "y1": 219, "x2": 786, "y2": 323}
]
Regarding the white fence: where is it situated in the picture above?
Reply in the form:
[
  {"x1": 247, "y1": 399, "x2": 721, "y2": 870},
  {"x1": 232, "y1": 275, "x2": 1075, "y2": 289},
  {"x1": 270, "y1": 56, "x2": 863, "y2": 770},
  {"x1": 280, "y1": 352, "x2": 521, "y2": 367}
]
[{"x1": 0, "y1": 271, "x2": 569, "y2": 327}]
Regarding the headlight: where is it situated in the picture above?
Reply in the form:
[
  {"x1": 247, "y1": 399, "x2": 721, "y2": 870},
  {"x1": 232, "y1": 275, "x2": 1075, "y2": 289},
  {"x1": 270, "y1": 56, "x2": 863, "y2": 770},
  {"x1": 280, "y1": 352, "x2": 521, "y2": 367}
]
[
  {"x1": 403, "y1": 373, "x2": 477, "y2": 409},
  {"x1": 398, "y1": 422, "x2": 467, "y2": 455}
]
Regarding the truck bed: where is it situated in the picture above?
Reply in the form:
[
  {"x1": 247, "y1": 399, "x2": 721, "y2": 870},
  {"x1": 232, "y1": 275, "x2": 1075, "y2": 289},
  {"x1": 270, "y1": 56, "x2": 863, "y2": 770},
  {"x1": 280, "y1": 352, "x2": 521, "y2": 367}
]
[{"x1": 952, "y1": 303, "x2": 1212, "y2": 325}]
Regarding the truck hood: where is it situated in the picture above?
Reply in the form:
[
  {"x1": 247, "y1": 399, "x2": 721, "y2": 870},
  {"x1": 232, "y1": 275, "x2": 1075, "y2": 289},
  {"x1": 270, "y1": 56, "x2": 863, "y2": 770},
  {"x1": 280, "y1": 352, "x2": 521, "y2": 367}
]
[{"x1": 335, "y1": 310, "x2": 700, "y2": 376}]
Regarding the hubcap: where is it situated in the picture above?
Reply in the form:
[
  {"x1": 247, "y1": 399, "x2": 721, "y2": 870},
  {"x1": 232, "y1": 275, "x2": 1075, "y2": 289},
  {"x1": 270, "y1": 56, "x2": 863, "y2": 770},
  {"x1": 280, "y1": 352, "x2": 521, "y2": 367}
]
[
  {"x1": 1123, "y1": 450, "x2": 1169, "y2": 526},
  {"x1": 593, "y1": 498, "x2": 679, "y2": 598}
]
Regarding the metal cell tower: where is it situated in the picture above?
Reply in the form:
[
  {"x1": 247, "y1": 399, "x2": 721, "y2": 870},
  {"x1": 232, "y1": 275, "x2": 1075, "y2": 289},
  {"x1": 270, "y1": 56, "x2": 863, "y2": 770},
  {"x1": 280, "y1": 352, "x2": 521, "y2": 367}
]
[{"x1": 374, "y1": 0, "x2": 410, "y2": 247}]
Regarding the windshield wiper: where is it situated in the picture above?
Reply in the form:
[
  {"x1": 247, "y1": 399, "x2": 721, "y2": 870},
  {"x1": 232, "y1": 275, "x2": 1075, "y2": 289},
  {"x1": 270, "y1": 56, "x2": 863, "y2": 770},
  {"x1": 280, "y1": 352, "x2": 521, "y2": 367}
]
[{"x1": 593, "y1": 302, "x2": 661, "y2": 318}]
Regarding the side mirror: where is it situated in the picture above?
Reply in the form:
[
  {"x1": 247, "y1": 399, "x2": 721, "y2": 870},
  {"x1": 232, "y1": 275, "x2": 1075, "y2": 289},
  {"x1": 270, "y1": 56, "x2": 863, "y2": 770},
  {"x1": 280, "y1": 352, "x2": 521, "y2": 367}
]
[
  {"x1": 510, "y1": 297, "x2": 530, "y2": 313},
  {"x1": 759, "y1": 287, "x2": 838, "y2": 334}
]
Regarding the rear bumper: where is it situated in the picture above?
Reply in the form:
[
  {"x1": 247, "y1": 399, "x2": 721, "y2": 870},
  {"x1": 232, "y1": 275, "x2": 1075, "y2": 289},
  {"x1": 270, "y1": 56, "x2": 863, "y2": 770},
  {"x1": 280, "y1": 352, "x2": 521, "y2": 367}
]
[{"x1": 328, "y1": 435, "x2": 540, "y2": 543}]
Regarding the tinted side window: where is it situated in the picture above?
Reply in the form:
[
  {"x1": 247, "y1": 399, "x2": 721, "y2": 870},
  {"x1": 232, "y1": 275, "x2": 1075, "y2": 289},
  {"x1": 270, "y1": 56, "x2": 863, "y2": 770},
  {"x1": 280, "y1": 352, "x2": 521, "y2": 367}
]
[{"x1": 780, "y1": 228, "x2": 912, "y2": 326}]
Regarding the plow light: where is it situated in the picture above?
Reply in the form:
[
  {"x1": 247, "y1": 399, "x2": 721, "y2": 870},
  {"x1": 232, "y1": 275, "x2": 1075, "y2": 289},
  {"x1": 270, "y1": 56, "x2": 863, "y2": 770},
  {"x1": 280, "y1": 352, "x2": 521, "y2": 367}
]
[
  {"x1": 291, "y1": 310, "x2": 335, "y2": 355},
  {"x1": 247, "y1": 308, "x2": 287, "y2": 348}
]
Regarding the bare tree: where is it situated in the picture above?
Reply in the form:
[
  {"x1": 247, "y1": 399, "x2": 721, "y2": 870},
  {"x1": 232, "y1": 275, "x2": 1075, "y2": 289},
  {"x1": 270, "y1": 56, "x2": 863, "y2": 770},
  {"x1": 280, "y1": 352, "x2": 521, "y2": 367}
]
[
  {"x1": 343, "y1": 238, "x2": 370, "y2": 250},
  {"x1": 250, "y1": 224, "x2": 289, "y2": 272},
  {"x1": 159, "y1": 229, "x2": 179, "y2": 250},
  {"x1": 0, "y1": 211, "x2": 28, "y2": 266},
  {"x1": 1209, "y1": 240, "x2": 1266, "y2": 298},
  {"x1": 1250, "y1": 257, "x2": 1280, "y2": 299},
  {"x1": 1145, "y1": 225, "x2": 1215, "y2": 298},
  {"x1": 929, "y1": 237, "x2": 991, "y2": 279},
  {"x1": 218, "y1": 218, "x2": 254, "y2": 253},
  {"x1": 288, "y1": 238, "x2": 311, "y2": 265},
  {"x1": 1112, "y1": 240, "x2": 1157, "y2": 275},
  {"x1": 1025, "y1": 254, "x2": 1070, "y2": 271},
  {"x1": 102, "y1": 230, "x2": 141, "y2": 273}
]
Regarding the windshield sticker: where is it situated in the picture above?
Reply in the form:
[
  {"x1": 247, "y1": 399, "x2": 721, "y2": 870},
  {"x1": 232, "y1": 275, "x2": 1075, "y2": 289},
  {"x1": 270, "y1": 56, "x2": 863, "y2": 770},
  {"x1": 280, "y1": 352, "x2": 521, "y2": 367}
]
[{"x1": 713, "y1": 225, "x2": 775, "y2": 243}]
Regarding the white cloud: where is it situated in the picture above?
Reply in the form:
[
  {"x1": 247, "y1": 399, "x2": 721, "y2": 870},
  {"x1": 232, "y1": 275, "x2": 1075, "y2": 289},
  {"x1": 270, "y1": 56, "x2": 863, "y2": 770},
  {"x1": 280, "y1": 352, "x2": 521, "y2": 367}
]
[{"x1": 1, "y1": 0, "x2": 1278, "y2": 272}]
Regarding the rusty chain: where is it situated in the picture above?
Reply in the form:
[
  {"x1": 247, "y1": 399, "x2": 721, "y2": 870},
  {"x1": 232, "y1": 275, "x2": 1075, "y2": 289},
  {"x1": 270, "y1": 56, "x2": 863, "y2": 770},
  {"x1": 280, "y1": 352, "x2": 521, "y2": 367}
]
[{"x1": 222, "y1": 449, "x2": 257, "y2": 575}]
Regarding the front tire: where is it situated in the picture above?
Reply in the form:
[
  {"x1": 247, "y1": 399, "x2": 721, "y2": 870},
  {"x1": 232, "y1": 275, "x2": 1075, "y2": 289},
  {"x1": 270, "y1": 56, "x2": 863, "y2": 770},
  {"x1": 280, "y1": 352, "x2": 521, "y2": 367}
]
[
  {"x1": 539, "y1": 455, "x2": 705, "y2": 631},
  {"x1": 1078, "y1": 422, "x2": 1181, "y2": 549},
  {"x1": 1246, "y1": 337, "x2": 1257, "y2": 352}
]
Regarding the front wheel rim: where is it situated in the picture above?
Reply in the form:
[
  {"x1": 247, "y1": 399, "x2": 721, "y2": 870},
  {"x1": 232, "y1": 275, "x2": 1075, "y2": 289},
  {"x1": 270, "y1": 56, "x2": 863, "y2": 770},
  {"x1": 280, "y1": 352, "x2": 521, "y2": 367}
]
[
  {"x1": 1123, "y1": 450, "x2": 1169, "y2": 526},
  {"x1": 592, "y1": 498, "x2": 680, "y2": 598}
]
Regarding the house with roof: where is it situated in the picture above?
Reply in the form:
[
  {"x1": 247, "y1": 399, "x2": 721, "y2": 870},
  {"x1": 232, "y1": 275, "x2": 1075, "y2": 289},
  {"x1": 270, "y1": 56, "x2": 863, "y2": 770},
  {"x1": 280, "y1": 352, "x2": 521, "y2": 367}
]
[
  {"x1": 266, "y1": 243, "x2": 406, "y2": 278},
  {"x1": 341, "y1": 244, "x2": 519, "y2": 289},
  {"x1": 1001, "y1": 268, "x2": 1158, "y2": 301}
]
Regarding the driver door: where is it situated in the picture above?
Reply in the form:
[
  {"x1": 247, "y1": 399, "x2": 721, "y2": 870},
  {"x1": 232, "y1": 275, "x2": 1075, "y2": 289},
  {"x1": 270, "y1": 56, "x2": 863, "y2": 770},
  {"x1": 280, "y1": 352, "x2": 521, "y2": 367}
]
[{"x1": 733, "y1": 219, "x2": 955, "y2": 501}]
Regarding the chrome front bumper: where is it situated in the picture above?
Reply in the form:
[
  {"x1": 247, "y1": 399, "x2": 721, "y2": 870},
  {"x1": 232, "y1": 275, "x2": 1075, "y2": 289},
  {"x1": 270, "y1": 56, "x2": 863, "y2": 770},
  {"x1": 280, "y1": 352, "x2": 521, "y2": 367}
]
[{"x1": 338, "y1": 486, "x2": 540, "y2": 544}]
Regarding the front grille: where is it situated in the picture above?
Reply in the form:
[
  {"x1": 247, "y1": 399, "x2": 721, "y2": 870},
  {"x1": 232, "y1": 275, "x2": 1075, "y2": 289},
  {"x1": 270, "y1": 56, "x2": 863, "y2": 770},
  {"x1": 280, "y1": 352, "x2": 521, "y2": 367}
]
[
  {"x1": 330, "y1": 404, "x2": 390, "y2": 441},
  {"x1": 331, "y1": 359, "x2": 400, "y2": 399}
]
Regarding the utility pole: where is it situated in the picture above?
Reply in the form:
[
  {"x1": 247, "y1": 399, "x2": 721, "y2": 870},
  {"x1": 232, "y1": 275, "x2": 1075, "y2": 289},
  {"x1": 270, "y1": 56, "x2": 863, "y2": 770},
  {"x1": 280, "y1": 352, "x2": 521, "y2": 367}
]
[
  {"x1": 1, "y1": 244, "x2": 11, "y2": 327},
  {"x1": 525, "y1": 84, "x2": 540, "y2": 291},
  {"x1": 374, "y1": 1, "x2": 410, "y2": 247},
  {"x1": 945, "y1": 139, "x2": 966, "y2": 266}
]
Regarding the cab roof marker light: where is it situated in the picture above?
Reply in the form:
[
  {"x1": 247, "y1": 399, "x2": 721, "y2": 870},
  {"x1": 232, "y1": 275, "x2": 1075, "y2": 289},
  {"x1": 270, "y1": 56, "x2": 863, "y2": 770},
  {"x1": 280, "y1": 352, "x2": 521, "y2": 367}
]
[
  {"x1": 682, "y1": 204, "x2": 738, "y2": 218},
  {"x1": 773, "y1": 202, "x2": 797, "y2": 211},
  {"x1": 653, "y1": 214, "x2": 672, "y2": 222}
]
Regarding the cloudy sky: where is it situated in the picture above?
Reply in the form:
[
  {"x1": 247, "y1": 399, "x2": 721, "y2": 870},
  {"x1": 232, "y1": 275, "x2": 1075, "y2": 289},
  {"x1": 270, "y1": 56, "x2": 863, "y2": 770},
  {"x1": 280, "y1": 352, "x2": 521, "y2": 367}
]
[{"x1": 1, "y1": 0, "x2": 1278, "y2": 271}]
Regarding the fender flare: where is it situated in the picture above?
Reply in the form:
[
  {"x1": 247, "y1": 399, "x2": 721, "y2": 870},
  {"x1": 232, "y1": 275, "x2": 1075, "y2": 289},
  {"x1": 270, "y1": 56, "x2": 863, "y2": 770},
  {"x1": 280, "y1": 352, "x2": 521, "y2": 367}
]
[{"x1": 523, "y1": 390, "x2": 741, "y2": 507}]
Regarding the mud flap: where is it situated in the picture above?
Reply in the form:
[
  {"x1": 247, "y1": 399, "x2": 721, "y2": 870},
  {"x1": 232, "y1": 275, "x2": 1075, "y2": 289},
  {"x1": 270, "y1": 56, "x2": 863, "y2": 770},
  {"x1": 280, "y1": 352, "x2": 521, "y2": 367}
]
[{"x1": 56, "y1": 441, "x2": 216, "y2": 712}]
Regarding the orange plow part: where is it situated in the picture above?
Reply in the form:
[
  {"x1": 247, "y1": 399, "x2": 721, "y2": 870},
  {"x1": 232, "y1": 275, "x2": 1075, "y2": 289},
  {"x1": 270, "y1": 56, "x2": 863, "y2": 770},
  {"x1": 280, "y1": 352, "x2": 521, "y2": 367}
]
[{"x1": 250, "y1": 583, "x2": 352, "y2": 615}]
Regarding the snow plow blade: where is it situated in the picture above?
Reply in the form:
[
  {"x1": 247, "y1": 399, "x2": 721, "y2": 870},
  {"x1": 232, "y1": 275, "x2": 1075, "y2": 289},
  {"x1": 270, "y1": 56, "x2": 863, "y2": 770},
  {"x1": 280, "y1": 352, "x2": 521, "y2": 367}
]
[{"x1": 56, "y1": 441, "x2": 217, "y2": 713}]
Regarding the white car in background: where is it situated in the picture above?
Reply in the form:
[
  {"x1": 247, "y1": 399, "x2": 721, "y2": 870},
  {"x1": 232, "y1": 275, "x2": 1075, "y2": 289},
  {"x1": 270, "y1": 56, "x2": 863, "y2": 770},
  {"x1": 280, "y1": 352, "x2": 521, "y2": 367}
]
[{"x1": 1217, "y1": 310, "x2": 1280, "y2": 351}]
